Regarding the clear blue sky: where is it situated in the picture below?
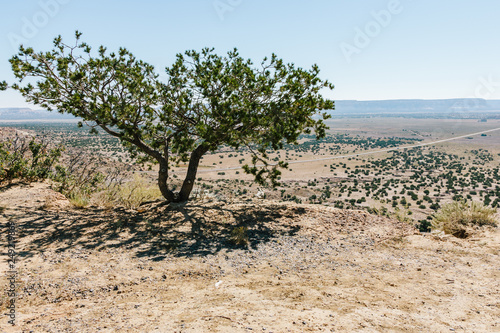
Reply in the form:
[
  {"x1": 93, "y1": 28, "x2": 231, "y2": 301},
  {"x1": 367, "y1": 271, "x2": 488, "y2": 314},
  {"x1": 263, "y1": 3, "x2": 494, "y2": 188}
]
[{"x1": 1, "y1": 0, "x2": 499, "y2": 108}]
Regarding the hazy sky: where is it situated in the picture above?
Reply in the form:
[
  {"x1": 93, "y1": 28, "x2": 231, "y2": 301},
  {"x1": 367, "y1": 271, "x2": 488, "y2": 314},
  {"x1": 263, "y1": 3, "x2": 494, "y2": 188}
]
[{"x1": 1, "y1": 0, "x2": 499, "y2": 108}]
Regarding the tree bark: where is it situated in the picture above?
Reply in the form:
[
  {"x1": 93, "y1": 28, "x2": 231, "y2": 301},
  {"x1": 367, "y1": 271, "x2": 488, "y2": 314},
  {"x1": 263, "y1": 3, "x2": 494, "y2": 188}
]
[
  {"x1": 178, "y1": 144, "x2": 210, "y2": 202},
  {"x1": 158, "y1": 158, "x2": 176, "y2": 202}
]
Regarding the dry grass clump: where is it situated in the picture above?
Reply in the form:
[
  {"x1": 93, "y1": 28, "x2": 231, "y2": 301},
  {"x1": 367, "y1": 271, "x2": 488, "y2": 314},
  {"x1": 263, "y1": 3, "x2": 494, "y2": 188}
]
[
  {"x1": 432, "y1": 200, "x2": 497, "y2": 238},
  {"x1": 67, "y1": 189, "x2": 91, "y2": 209},
  {"x1": 92, "y1": 174, "x2": 162, "y2": 210},
  {"x1": 116, "y1": 174, "x2": 162, "y2": 209},
  {"x1": 393, "y1": 207, "x2": 413, "y2": 224},
  {"x1": 229, "y1": 226, "x2": 249, "y2": 247}
]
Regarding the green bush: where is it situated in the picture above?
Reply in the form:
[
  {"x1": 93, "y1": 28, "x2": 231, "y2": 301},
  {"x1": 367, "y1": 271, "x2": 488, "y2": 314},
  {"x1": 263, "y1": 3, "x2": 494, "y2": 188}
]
[
  {"x1": 431, "y1": 200, "x2": 497, "y2": 237},
  {"x1": 416, "y1": 218, "x2": 432, "y2": 232},
  {"x1": 0, "y1": 137, "x2": 63, "y2": 183}
]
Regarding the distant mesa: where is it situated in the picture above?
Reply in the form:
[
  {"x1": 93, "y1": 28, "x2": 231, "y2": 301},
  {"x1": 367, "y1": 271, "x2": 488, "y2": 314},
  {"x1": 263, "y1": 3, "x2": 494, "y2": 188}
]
[
  {"x1": 1, "y1": 98, "x2": 500, "y2": 121},
  {"x1": 332, "y1": 98, "x2": 500, "y2": 117},
  {"x1": 0, "y1": 108, "x2": 77, "y2": 121}
]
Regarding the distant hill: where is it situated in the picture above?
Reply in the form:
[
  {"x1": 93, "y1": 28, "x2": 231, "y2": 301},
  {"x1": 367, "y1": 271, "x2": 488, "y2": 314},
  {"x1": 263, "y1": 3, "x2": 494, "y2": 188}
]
[
  {"x1": 2, "y1": 98, "x2": 500, "y2": 121},
  {"x1": 333, "y1": 99, "x2": 500, "y2": 118},
  {"x1": 0, "y1": 108, "x2": 77, "y2": 121}
]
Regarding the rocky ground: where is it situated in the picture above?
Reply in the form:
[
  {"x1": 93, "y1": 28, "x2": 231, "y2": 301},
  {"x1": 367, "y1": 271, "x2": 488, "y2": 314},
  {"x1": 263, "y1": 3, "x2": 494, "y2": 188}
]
[{"x1": 0, "y1": 182, "x2": 499, "y2": 332}]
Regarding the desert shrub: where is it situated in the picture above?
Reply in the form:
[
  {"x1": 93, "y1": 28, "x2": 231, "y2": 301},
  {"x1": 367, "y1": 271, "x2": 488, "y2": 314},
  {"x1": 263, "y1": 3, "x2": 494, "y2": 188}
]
[
  {"x1": 431, "y1": 200, "x2": 497, "y2": 237},
  {"x1": 52, "y1": 162, "x2": 105, "y2": 208},
  {"x1": 51, "y1": 151, "x2": 106, "y2": 196},
  {"x1": 416, "y1": 218, "x2": 432, "y2": 232},
  {"x1": 0, "y1": 137, "x2": 63, "y2": 183},
  {"x1": 1, "y1": 136, "x2": 138, "y2": 208},
  {"x1": 52, "y1": 150, "x2": 134, "y2": 208}
]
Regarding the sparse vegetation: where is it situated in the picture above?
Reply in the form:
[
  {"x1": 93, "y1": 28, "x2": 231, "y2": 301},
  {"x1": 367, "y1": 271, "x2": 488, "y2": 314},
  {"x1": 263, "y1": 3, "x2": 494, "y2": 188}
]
[
  {"x1": 0, "y1": 116, "x2": 499, "y2": 333},
  {"x1": 1, "y1": 116, "x2": 499, "y2": 226}
]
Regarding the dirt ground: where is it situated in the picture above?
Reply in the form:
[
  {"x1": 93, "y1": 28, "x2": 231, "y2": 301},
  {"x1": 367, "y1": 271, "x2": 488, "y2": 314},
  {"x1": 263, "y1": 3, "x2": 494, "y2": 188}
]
[{"x1": 0, "y1": 182, "x2": 499, "y2": 332}]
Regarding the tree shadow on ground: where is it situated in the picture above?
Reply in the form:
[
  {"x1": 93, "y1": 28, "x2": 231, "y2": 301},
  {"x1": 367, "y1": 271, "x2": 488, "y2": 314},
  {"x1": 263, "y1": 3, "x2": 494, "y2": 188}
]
[{"x1": 5, "y1": 201, "x2": 306, "y2": 260}]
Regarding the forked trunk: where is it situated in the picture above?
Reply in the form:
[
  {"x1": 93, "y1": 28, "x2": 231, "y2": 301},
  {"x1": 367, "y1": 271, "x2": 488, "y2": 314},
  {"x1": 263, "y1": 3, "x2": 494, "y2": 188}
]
[{"x1": 157, "y1": 144, "x2": 209, "y2": 203}]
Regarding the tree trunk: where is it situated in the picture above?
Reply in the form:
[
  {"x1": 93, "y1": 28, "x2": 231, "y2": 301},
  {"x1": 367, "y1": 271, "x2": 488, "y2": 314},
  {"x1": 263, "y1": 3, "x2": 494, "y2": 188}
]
[
  {"x1": 158, "y1": 158, "x2": 176, "y2": 202},
  {"x1": 178, "y1": 144, "x2": 210, "y2": 202},
  {"x1": 157, "y1": 144, "x2": 209, "y2": 203}
]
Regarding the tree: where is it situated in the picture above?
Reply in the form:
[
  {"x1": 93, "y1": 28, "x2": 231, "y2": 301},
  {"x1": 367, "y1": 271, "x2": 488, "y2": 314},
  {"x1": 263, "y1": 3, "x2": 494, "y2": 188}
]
[{"x1": 2, "y1": 32, "x2": 334, "y2": 202}]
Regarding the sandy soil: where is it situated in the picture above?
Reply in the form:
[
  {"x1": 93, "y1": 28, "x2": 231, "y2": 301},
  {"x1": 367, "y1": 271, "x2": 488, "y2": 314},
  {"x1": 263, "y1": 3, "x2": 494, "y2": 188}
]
[{"x1": 0, "y1": 182, "x2": 499, "y2": 332}]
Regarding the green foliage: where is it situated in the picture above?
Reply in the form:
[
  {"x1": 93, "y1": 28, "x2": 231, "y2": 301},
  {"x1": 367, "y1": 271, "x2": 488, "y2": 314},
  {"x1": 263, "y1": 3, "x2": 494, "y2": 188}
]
[
  {"x1": 0, "y1": 137, "x2": 63, "y2": 183},
  {"x1": 417, "y1": 218, "x2": 432, "y2": 232},
  {"x1": 6, "y1": 32, "x2": 334, "y2": 202},
  {"x1": 431, "y1": 200, "x2": 497, "y2": 237}
]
